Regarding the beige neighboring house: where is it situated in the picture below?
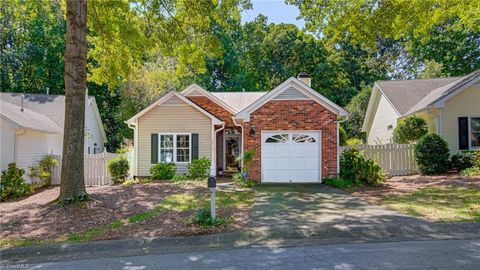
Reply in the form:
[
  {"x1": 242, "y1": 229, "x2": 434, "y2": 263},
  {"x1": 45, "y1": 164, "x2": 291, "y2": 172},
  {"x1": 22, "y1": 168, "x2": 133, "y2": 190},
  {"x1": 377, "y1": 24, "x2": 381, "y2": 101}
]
[
  {"x1": 0, "y1": 93, "x2": 107, "y2": 176},
  {"x1": 362, "y1": 70, "x2": 480, "y2": 152}
]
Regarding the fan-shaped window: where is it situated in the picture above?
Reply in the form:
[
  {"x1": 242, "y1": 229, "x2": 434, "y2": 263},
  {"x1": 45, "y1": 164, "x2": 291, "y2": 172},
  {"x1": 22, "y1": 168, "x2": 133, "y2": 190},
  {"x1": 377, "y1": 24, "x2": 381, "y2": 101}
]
[
  {"x1": 292, "y1": 134, "x2": 316, "y2": 143},
  {"x1": 265, "y1": 134, "x2": 288, "y2": 143}
]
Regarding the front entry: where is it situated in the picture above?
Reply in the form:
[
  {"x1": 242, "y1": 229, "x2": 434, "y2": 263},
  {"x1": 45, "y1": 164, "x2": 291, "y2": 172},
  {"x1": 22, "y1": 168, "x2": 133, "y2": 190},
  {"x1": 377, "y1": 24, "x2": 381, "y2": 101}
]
[{"x1": 224, "y1": 129, "x2": 241, "y2": 172}]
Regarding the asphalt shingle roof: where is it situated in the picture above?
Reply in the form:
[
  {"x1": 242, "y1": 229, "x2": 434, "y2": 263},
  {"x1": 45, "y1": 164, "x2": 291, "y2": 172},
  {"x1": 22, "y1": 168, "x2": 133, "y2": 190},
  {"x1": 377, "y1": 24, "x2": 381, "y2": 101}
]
[
  {"x1": 210, "y1": 92, "x2": 267, "y2": 112},
  {"x1": 0, "y1": 93, "x2": 94, "y2": 132}
]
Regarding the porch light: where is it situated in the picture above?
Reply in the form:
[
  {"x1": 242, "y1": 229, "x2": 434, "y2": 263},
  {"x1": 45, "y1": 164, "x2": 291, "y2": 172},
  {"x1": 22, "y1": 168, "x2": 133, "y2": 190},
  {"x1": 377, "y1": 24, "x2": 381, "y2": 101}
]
[{"x1": 249, "y1": 127, "x2": 256, "y2": 138}]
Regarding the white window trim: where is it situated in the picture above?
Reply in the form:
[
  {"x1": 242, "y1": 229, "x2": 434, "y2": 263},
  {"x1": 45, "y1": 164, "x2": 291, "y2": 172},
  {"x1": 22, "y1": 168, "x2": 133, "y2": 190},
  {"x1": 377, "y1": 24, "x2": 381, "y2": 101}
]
[
  {"x1": 158, "y1": 133, "x2": 192, "y2": 163},
  {"x1": 468, "y1": 116, "x2": 480, "y2": 150}
]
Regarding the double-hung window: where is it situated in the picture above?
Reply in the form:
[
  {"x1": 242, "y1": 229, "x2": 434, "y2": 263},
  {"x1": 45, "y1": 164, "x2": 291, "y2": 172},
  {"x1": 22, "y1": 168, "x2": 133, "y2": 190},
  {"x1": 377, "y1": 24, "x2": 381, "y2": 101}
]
[
  {"x1": 159, "y1": 134, "x2": 191, "y2": 163},
  {"x1": 471, "y1": 117, "x2": 480, "y2": 149}
]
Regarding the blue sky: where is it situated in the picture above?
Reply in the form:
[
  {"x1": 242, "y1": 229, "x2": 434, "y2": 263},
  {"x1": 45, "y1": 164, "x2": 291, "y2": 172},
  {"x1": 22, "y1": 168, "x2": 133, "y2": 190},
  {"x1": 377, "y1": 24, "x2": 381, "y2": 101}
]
[{"x1": 241, "y1": 0, "x2": 305, "y2": 28}]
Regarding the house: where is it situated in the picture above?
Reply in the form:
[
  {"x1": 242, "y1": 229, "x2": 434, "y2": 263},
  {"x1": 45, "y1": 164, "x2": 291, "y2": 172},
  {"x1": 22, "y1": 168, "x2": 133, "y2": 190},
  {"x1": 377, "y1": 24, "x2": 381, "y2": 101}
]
[
  {"x1": 0, "y1": 93, "x2": 107, "y2": 173},
  {"x1": 126, "y1": 74, "x2": 348, "y2": 183},
  {"x1": 362, "y1": 70, "x2": 480, "y2": 151}
]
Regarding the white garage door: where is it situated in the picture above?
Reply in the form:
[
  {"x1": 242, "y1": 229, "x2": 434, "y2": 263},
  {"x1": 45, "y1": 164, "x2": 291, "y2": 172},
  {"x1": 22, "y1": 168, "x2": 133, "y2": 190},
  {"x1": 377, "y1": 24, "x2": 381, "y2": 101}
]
[{"x1": 261, "y1": 131, "x2": 321, "y2": 183}]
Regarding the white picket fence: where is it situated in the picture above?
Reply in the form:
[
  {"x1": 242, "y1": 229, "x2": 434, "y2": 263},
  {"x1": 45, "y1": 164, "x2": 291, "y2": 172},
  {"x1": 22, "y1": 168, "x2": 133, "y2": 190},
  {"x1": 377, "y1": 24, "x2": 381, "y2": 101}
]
[
  {"x1": 340, "y1": 144, "x2": 417, "y2": 176},
  {"x1": 52, "y1": 151, "x2": 134, "y2": 186}
]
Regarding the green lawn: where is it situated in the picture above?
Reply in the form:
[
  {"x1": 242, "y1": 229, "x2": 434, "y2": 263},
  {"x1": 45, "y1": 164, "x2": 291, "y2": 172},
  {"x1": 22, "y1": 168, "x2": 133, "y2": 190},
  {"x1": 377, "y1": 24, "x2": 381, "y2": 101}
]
[{"x1": 382, "y1": 186, "x2": 480, "y2": 222}]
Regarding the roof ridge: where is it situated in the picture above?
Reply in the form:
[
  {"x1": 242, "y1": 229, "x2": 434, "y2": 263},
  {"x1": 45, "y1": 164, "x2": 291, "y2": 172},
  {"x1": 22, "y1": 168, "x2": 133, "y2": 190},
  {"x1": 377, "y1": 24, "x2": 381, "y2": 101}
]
[{"x1": 376, "y1": 75, "x2": 464, "y2": 83}]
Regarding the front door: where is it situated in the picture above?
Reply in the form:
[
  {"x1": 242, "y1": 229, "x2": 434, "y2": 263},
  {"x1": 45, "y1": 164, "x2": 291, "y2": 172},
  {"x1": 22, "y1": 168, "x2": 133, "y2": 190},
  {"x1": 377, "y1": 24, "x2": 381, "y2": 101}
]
[{"x1": 224, "y1": 129, "x2": 241, "y2": 172}]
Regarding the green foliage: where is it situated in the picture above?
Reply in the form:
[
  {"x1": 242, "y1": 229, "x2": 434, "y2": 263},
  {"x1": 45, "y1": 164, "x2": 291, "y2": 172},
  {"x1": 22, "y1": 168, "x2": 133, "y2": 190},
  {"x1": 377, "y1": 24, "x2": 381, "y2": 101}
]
[
  {"x1": 414, "y1": 134, "x2": 450, "y2": 175},
  {"x1": 171, "y1": 174, "x2": 189, "y2": 182},
  {"x1": 339, "y1": 126, "x2": 348, "y2": 146},
  {"x1": 340, "y1": 148, "x2": 385, "y2": 186},
  {"x1": 107, "y1": 157, "x2": 130, "y2": 184},
  {"x1": 237, "y1": 149, "x2": 256, "y2": 175},
  {"x1": 393, "y1": 116, "x2": 428, "y2": 144},
  {"x1": 450, "y1": 151, "x2": 476, "y2": 172},
  {"x1": 187, "y1": 158, "x2": 211, "y2": 180},
  {"x1": 58, "y1": 192, "x2": 91, "y2": 206},
  {"x1": 346, "y1": 138, "x2": 362, "y2": 146},
  {"x1": 342, "y1": 85, "x2": 371, "y2": 140},
  {"x1": 460, "y1": 167, "x2": 480, "y2": 177},
  {"x1": 122, "y1": 179, "x2": 138, "y2": 186},
  {"x1": 150, "y1": 163, "x2": 176, "y2": 180},
  {"x1": 323, "y1": 177, "x2": 362, "y2": 190},
  {"x1": 232, "y1": 172, "x2": 257, "y2": 188},
  {"x1": 0, "y1": 163, "x2": 33, "y2": 201},
  {"x1": 193, "y1": 208, "x2": 227, "y2": 228}
]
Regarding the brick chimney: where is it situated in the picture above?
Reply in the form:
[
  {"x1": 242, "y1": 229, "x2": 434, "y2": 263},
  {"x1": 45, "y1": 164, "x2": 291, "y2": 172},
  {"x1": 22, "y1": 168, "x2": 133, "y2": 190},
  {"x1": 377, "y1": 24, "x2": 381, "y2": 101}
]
[{"x1": 297, "y1": 72, "x2": 311, "y2": 87}]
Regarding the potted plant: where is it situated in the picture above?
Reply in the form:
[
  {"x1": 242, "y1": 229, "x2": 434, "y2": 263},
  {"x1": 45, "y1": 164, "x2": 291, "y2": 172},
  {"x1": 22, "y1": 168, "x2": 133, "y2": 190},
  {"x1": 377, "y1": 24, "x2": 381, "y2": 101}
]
[{"x1": 217, "y1": 167, "x2": 223, "y2": 176}]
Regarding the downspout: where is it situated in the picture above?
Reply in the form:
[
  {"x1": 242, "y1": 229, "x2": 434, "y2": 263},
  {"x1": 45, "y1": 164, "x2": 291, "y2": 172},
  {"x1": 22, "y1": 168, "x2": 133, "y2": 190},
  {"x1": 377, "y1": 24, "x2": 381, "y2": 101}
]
[
  {"x1": 232, "y1": 116, "x2": 244, "y2": 169},
  {"x1": 127, "y1": 122, "x2": 137, "y2": 177},
  {"x1": 212, "y1": 123, "x2": 225, "y2": 176}
]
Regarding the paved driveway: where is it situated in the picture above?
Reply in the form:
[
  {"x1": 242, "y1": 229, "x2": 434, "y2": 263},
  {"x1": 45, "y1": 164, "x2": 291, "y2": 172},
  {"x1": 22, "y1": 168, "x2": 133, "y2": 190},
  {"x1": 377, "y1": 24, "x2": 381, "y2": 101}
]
[{"x1": 250, "y1": 184, "x2": 480, "y2": 243}]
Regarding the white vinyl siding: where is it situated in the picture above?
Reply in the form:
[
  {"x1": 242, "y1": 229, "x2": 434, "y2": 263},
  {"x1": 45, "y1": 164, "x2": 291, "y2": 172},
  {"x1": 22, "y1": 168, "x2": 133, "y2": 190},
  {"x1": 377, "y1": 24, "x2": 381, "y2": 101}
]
[
  {"x1": 442, "y1": 84, "x2": 480, "y2": 151},
  {"x1": 367, "y1": 95, "x2": 400, "y2": 145},
  {"x1": 137, "y1": 102, "x2": 212, "y2": 176},
  {"x1": 0, "y1": 117, "x2": 16, "y2": 171}
]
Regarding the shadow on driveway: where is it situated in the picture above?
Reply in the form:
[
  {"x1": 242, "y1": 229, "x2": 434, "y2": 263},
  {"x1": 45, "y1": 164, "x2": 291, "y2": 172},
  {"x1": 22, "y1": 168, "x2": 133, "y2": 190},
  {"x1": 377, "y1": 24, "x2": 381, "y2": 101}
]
[{"x1": 249, "y1": 184, "x2": 480, "y2": 244}]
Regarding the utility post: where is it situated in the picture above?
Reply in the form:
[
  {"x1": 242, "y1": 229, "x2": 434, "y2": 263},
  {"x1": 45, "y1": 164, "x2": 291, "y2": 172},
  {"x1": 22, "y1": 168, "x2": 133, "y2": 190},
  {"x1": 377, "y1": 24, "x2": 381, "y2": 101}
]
[{"x1": 207, "y1": 176, "x2": 216, "y2": 219}]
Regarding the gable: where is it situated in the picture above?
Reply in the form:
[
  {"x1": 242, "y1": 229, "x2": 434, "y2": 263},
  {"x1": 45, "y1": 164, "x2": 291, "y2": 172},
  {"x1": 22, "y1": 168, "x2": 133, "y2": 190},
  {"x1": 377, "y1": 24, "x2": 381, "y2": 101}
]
[
  {"x1": 236, "y1": 78, "x2": 347, "y2": 121},
  {"x1": 126, "y1": 91, "x2": 223, "y2": 125},
  {"x1": 273, "y1": 86, "x2": 309, "y2": 100}
]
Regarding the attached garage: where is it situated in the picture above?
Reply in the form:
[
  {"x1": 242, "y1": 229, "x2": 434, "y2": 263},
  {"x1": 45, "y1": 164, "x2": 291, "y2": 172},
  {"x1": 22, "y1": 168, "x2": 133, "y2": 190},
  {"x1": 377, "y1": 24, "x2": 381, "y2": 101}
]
[{"x1": 261, "y1": 131, "x2": 321, "y2": 183}]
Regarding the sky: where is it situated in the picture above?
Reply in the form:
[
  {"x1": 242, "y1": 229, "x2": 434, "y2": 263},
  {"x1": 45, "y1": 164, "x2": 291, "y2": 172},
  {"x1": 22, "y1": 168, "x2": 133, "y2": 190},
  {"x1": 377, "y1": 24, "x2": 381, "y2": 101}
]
[{"x1": 241, "y1": 0, "x2": 305, "y2": 28}]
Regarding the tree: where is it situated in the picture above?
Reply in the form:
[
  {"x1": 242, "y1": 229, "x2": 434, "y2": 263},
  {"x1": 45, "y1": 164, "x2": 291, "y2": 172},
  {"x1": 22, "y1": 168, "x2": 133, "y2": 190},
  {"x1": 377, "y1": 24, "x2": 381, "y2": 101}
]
[
  {"x1": 341, "y1": 85, "x2": 371, "y2": 140},
  {"x1": 59, "y1": 0, "x2": 88, "y2": 202},
  {"x1": 392, "y1": 116, "x2": 428, "y2": 144}
]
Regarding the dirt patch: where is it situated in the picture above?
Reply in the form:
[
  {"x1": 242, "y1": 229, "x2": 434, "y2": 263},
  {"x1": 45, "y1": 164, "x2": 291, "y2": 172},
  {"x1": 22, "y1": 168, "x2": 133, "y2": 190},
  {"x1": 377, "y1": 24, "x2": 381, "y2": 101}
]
[
  {"x1": 351, "y1": 173, "x2": 480, "y2": 204},
  {"x1": 0, "y1": 182, "x2": 252, "y2": 246}
]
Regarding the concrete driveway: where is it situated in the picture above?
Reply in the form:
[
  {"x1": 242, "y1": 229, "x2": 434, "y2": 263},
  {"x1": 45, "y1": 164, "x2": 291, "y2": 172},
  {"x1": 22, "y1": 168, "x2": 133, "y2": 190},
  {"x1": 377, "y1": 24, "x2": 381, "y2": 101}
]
[{"x1": 250, "y1": 184, "x2": 480, "y2": 243}]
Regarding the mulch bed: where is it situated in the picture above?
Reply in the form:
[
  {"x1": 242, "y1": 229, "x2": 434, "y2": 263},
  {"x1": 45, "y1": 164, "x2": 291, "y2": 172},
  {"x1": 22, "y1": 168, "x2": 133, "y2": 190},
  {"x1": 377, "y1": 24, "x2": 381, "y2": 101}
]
[
  {"x1": 0, "y1": 182, "x2": 251, "y2": 244},
  {"x1": 350, "y1": 173, "x2": 480, "y2": 204}
]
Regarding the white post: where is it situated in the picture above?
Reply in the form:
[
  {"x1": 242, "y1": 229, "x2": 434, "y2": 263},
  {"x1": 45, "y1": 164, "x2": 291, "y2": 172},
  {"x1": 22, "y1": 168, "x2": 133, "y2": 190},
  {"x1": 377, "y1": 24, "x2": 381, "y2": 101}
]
[{"x1": 210, "y1": 188, "x2": 216, "y2": 219}]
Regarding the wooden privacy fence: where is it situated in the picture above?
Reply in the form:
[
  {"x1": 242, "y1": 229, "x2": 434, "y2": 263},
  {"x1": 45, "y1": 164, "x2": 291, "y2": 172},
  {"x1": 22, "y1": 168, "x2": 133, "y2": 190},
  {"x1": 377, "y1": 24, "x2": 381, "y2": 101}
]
[
  {"x1": 340, "y1": 144, "x2": 417, "y2": 176},
  {"x1": 52, "y1": 151, "x2": 134, "y2": 186}
]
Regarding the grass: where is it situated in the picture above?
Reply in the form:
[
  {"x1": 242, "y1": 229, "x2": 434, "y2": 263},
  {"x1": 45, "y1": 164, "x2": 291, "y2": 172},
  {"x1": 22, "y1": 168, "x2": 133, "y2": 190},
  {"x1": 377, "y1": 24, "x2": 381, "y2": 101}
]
[
  {"x1": 382, "y1": 186, "x2": 480, "y2": 222},
  {"x1": 0, "y1": 238, "x2": 43, "y2": 248},
  {"x1": 68, "y1": 220, "x2": 125, "y2": 242}
]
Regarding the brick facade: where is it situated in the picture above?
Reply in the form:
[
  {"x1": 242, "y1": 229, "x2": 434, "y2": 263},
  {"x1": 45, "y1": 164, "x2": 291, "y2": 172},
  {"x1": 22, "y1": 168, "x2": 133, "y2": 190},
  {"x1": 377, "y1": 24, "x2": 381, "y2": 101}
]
[
  {"x1": 188, "y1": 96, "x2": 235, "y2": 127},
  {"x1": 242, "y1": 100, "x2": 338, "y2": 182}
]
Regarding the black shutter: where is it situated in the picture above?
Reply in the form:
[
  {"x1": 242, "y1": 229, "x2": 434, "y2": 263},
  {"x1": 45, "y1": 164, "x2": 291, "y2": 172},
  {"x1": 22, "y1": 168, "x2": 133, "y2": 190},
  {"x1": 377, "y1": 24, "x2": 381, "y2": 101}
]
[
  {"x1": 191, "y1": 133, "x2": 199, "y2": 160},
  {"x1": 458, "y1": 117, "x2": 469, "y2": 150},
  {"x1": 151, "y1": 134, "x2": 159, "y2": 163}
]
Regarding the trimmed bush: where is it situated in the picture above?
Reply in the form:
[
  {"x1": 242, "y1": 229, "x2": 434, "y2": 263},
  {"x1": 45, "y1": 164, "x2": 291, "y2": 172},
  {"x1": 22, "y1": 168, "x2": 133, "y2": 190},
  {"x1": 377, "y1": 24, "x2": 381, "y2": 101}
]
[
  {"x1": 108, "y1": 157, "x2": 130, "y2": 184},
  {"x1": 339, "y1": 126, "x2": 348, "y2": 146},
  {"x1": 393, "y1": 116, "x2": 428, "y2": 144},
  {"x1": 187, "y1": 157, "x2": 211, "y2": 180},
  {"x1": 339, "y1": 148, "x2": 385, "y2": 186},
  {"x1": 460, "y1": 166, "x2": 480, "y2": 176},
  {"x1": 450, "y1": 151, "x2": 476, "y2": 172},
  {"x1": 150, "y1": 163, "x2": 176, "y2": 180},
  {"x1": 414, "y1": 134, "x2": 450, "y2": 175},
  {"x1": 1, "y1": 163, "x2": 33, "y2": 201},
  {"x1": 193, "y1": 208, "x2": 226, "y2": 227}
]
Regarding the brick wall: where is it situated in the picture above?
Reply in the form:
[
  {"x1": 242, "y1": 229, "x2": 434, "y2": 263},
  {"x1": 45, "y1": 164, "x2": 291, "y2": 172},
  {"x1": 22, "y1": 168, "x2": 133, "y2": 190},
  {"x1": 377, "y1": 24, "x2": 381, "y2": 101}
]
[
  {"x1": 188, "y1": 96, "x2": 235, "y2": 127},
  {"x1": 243, "y1": 100, "x2": 338, "y2": 182}
]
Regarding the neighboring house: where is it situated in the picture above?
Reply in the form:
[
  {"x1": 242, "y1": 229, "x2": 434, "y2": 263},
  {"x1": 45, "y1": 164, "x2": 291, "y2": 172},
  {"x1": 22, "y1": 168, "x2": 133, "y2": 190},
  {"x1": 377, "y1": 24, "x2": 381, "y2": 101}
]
[
  {"x1": 126, "y1": 74, "x2": 348, "y2": 183},
  {"x1": 362, "y1": 70, "x2": 480, "y2": 151},
  {"x1": 0, "y1": 93, "x2": 107, "y2": 174}
]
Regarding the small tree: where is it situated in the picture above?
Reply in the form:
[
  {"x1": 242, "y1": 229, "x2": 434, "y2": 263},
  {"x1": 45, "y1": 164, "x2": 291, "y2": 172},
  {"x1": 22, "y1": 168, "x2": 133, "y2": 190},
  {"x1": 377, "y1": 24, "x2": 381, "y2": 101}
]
[
  {"x1": 339, "y1": 126, "x2": 348, "y2": 146},
  {"x1": 393, "y1": 116, "x2": 428, "y2": 144}
]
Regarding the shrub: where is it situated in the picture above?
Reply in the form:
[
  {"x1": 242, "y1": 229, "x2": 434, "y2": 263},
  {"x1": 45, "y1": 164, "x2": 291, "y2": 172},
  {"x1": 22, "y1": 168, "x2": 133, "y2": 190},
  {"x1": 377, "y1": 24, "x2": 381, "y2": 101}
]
[
  {"x1": 172, "y1": 174, "x2": 188, "y2": 182},
  {"x1": 474, "y1": 151, "x2": 480, "y2": 167},
  {"x1": 187, "y1": 157, "x2": 211, "y2": 180},
  {"x1": 150, "y1": 163, "x2": 176, "y2": 180},
  {"x1": 122, "y1": 178, "x2": 139, "y2": 186},
  {"x1": 450, "y1": 151, "x2": 476, "y2": 172},
  {"x1": 339, "y1": 148, "x2": 385, "y2": 186},
  {"x1": 323, "y1": 177, "x2": 361, "y2": 190},
  {"x1": 393, "y1": 116, "x2": 428, "y2": 144},
  {"x1": 233, "y1": 172, "x2": 257, "y2": 187},
  {"x1": 346, "y1": 138, "x2": 362, "y2": 146},
  {"x1": 1, "y1": 163, "x2": 33, "y2": 201},
  {"x1": 339, "y1": 126, "x2": 348, "y2": 146},
  {"x1": 460, "y1": 166, "x2": 480, "y2": 177},
  {"x1": 193, "y1": 208, "x2": 226, "y2": 227},
  {"x1": 414, "y1": 134, "x2": 450, "y2": 175},
  {"x1": 237, "y1": 149, "x2": 256, "y2": 175},
  {"x1": 108, "y1": 157, "x2": 130, "y2": 184}
]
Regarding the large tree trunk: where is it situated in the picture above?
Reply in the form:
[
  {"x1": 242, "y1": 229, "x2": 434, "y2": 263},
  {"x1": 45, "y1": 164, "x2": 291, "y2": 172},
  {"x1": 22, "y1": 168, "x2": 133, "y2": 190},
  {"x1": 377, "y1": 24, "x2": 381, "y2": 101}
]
[{"x1": 59, "y1": 0, "x2": 88, "y2": 201}]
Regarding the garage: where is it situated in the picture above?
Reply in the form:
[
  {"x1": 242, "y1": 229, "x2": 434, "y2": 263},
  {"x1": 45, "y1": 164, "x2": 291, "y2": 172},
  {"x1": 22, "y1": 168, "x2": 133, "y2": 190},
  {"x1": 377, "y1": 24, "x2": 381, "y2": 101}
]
[{"x1": 261, "y1": 131, "x2": 321, "y2": 183}]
